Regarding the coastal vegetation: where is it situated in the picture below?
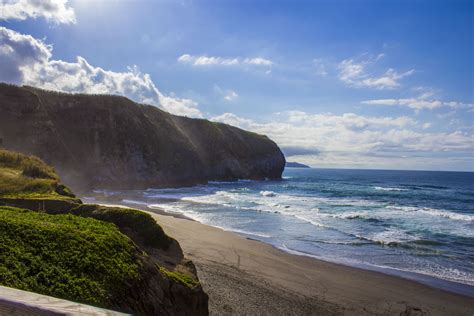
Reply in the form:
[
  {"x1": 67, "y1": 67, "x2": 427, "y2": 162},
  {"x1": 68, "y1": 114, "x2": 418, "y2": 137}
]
[
  {"x1": 70, "y1": 204, "x2": 173, "y2": 250},
  {"x1": 0, "y1": 206, "x2": 141, "y2": 306},
  {"x1": 159, "y1": 265, "x2": 199, "y2": 289},
  {"x1": 0, "y1": 149, "x2": 208, "y2": 315},
  {"x1": 0, "y1": 149, "x2": 77, "y2": 201}
]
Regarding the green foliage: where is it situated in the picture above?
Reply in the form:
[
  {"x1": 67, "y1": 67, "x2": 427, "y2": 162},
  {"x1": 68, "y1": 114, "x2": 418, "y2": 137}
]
[
  {"x1": 22, "y1": 163, "x2": 56, "y2": 180},
  {"x1": 0, "y1": 206, "x2": 141, "y2": 306},
  {"x1": 0, "y1": 172, "x2": 54, "y2": 196},
  {"x1": 0, "y1": 150, "x2": 74, "y2": 200},
  {"x1": 0, "y1": 150, "x2": 58, "y2": 180},
  {"x1": 54, "y1": 184, "x2": 76, "y2": 198},
  {"x1": 71, "y1": 204, "x2": 173, "y2": 250},
  {"x1": 159, "y1": 266, "x2": 199, "y2": 289}
]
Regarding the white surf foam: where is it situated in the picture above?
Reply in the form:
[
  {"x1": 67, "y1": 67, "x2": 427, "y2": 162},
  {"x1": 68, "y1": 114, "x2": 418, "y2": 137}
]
[
  {"x1": 374, "y1": 186, "x2": 408, "y2": 192},
  {"x1": 260, "y1": 190, "x2": 276, "y2": 197},
  {"x1": 387, "y1": 205, "x2": 474, "y2": 222}
]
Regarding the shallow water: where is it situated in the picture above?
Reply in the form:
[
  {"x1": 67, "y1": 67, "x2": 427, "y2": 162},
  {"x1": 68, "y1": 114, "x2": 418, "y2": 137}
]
[{"x1": 87, "y1": 168, "x2": 474, "y2": 293}]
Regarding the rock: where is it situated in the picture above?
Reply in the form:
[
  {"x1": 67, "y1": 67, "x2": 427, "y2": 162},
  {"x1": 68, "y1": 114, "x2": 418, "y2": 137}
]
[{"x1": 0, "y1": 84, "x2": 286, "y2": 191}]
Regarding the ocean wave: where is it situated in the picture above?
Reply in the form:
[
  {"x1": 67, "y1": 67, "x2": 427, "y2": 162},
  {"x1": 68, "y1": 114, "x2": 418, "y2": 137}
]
[
  {"x1": 293, "y1": 214, "x2": 330, "y2": 228},
  {"x1": 342, "y1": 227, "x2": 417, "y2": 246},
  {"x1": 387, "y1": 206, "x2": 474, "y2": 222},
  {"x1": 145, "y1": 192, "x2": 201, "y2": 200},
  {"x1": 363, "y1": 262, "x2": 474, "y2": 287},
  {"x1": 122, "y1": 199, "x2": 149, "y2": 206},
  {"x1": 207, "y1": 179, "x2": 257, "y2": 185},
  {"x1": 215, "y1": 226, "x2": 272, "y2": 238},
  {"x1": 260, "y1": 190, "x2": 276, "y2": 197},
  {"x1": 279, "y1": 245, "x2": 474, "y2": 287},
  {"x1": 374, "y1": 186, "x2": 408, "y2": 192},
  {"x1": 399, "y1": 184, "x2": 450, "y2": 190},
  {"x1": 92, "y1": 189, "x2": 121, "y2": 196},
  {"x1": 324, "y1": 211, "x2": 371, "y2": 220}
]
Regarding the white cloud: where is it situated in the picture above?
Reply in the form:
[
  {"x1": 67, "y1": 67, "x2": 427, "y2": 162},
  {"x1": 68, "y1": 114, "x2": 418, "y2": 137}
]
[
  {"x1": 223, "y1": 90, "x2": 238, "y2": 101},
  {"x1": 0, "y1": 0, "x2": 76, "y2": 24},
  {"x1": 362, "y1": 92, "x2": 473, "y2": 111},
  {"x1": 243, "y1": 57, "x2": 273, "y2": 66},
  {"x1": 0, "y1": 26, "x2": 202, "y2": 118},
  {"x1": 312, "y1": 58, "x2": 327, "y2": 76},
  {"x1": 212, "y1": 111, "x2": 473, "y2": 169},
  {"x1": 178, "y1": 54, "x2": 273, "y2": 67},
  {"x1": 337, "y1": 54, "x2": 414, "y2": 89},
  {"x1": 213, "y1": 84, "x2": 239, "y2": 102},
  {"x1": 0, "y1": 26, "x2": 51, "y2": 83}
]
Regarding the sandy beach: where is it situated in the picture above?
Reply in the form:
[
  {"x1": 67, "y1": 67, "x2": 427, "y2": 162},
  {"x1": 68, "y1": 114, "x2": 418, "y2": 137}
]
[{"x1": 119, "y1": 207, "x2": 474, "y2": 316}]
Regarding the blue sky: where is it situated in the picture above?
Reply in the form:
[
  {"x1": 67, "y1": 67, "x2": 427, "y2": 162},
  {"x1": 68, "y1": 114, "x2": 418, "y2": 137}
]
[{"x1": 0, "y1": 0, "x2": 473, "y2": 171}]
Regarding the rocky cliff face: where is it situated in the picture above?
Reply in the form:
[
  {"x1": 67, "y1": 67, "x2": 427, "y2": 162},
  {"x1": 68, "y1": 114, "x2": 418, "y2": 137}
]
[{"x1": 0, "y1": 84, "x2": 285, "y2": 191}]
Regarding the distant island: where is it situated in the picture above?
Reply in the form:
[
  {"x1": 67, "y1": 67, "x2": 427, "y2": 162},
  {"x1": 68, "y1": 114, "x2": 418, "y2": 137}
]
[{"x1": 286, "y1": 161, "x2": 310, "y2": 168}]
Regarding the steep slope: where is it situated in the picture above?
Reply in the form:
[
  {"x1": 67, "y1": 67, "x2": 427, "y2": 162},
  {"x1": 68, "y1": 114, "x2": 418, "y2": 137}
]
[
  {"x1": 0, "y1": 83, "x2": 285, "y2": 191},
  {"x1": 0, "y1": 149, "x2": 208, "y2": 315}
]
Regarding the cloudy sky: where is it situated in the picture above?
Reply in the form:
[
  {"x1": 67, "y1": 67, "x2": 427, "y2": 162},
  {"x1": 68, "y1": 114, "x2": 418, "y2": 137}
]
[{"x1": 0, "y1": 0, "x2": 473, "y2": 171}]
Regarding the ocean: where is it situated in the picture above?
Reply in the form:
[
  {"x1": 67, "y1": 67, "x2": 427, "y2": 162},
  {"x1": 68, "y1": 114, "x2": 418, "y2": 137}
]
[{"x1": 87, "y1": 168, "x2": 474, "y2": 295}]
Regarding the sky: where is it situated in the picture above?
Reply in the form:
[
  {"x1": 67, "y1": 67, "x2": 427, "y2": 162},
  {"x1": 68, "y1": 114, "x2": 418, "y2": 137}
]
[{"x1": 0, "y1": 0, "x2": 473, "y2": 171}]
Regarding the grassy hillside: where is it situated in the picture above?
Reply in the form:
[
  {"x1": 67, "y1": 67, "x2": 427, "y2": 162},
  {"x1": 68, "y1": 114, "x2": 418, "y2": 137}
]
[{"x1": 0, "y1": 149, "x2": 208, "y2": 315}]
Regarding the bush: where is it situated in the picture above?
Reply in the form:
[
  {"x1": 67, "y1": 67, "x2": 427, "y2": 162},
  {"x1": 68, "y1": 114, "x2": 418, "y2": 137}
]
[
  {"x1": 159, "y1": 266, "x2": 199, "y2": 288},
  {"x1": 0, "y1": 150, "x2": 58, "y2": 180},
  {"x1": 71, "y1": 204, "x2": 173, "y2": 250},
  {"x1": 54, "y1": 184, "x2": 76, "y2": 198},
  {"x1": 0, "y1": 206, "x2": 141, "y2": 307},
  {"x1": 0, "y1": 150, "x2": 74, "y2": 200},
  {"x1": 0, "y1": 176, "x2": 54, "y2": 196},
  {"x1": 22, "y1": 162, "x2": 57, "y2": 180}
]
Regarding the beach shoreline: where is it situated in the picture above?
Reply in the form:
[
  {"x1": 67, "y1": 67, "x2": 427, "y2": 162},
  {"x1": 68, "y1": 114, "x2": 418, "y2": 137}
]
[{"x1": 96, "y1": 201, "x2": 474, "y2": 315}]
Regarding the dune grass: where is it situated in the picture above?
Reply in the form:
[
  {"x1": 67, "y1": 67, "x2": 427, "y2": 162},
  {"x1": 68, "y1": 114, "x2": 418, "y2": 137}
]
[
  {"x1": 0, "y1": 149, "x2": 75, "y2": 200},
  {"x1": 0, "y1": 150, "x2": 58, "y2": 180}
]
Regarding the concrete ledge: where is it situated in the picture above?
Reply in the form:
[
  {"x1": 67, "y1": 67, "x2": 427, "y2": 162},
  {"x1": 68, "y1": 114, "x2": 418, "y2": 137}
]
[{"x1": 0, "y1": 286, "x2": 129, "y2": 316}]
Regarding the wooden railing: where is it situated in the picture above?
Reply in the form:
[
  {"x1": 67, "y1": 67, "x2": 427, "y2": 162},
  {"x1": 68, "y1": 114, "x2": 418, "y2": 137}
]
[{"x1": 0, "y1": 286, "x2": 129, "y2": 315}]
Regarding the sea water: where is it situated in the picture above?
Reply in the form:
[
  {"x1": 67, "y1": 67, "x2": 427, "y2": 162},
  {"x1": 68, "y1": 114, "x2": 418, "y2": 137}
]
[{"x1": 88, "y1": 168, "x2": 474, "y2": 295}]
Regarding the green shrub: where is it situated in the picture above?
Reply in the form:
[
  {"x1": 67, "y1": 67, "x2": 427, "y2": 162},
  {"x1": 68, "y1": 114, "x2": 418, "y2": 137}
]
[
  {"x1": 71, "y1": 204, "x2": 173, "y2": 250},
  {"x1": 0, "y1": 173, "x2": 55, "y2": 196},
  {"x1": 0, "y1": 150, "x2": 58, "y2": 180},
  {"x1": 159, "y1": 266, "x2": 199, "y2": 288},
  {"x1": 0, "y1": 150, "x2": 73, "y2": 200},
  {"x1": 22, "y1": 162, "x2": 57, "y2": 180},
  {"x1": 0, "y1": 206, "x2": 141, "y2": 306},
  {"x1": 54, "y1": 184, "x2": 76, "y2": 198}
]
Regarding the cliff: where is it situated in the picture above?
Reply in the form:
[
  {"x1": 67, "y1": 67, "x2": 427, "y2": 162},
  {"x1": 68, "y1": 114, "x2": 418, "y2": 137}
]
[
  {"x1": 0, "y1": 84, "x2": 285, "y2": 191},
  {"x1": 0, "y1": 149, "x2": 208, "y2": 315}
]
